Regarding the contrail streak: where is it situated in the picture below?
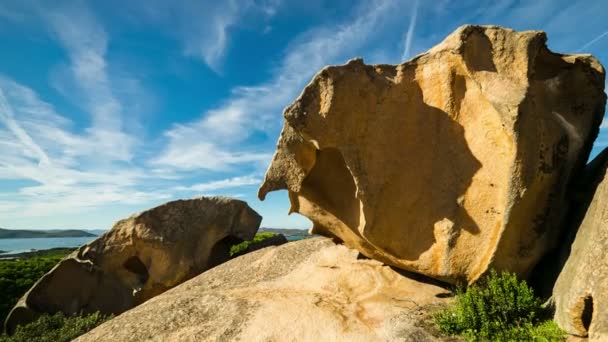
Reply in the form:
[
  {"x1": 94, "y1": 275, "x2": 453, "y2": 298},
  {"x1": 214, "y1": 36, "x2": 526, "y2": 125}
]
[
  {"x1": 401, "y1": 0, "x2": 420, "y2": 61},
  {"x1": 577, "y1": 30, "x2": 608, "y2": 52}
]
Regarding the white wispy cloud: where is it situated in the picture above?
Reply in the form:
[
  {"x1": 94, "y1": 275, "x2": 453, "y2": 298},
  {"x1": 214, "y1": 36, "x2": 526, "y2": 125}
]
[
  {"x1": 0, "y1": 77, "x2": 173, "y2": 220},
  {"x1": 153, "y1": 141, "x2": 272, "y2": 171},
  {"x1": 174, "y1": 175, "x2": 261, "y2": 192},
  {"x1": 124, "y1": 0, "x2": 279, "y2": 73},
  {"x1": 5, "y1": 186, "x2": 171, "y2": 219},
  {"x1": 183, "y1": 3, "x2": 237, "y2": 71},
  {"x1": 3, "y1": 0, "x2": 603, "y2": 230},
  {"x1": 0, "y1": 2, "x2": 166, "y2": 222},
  {"x1": 0, "y1": 88, "x2": 51, "y2": 166},
  {"x1": 410, "y1": 1, "x2": 606, "y2": 55},
  {"x1": 43, "y1": 2, "x2": 138, "y2": 163},
  {"x1": 0, "y1": 1, "x2": 284, "y2": 227},
  {"x1": 153, "y1": 0, "x2": 402, "y2": 171},
  {"x1": 527, "y1": 0, "x2": 608, "y2": 52}
]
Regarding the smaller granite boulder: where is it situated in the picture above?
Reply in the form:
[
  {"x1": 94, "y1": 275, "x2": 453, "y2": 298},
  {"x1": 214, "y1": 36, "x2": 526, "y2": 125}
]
[
  {"x1": 5, "y1": 196, "x2": 262, "y2": 334},
  {"x1": 553, "y1": 149, "x2": 608, "y2": 339}
]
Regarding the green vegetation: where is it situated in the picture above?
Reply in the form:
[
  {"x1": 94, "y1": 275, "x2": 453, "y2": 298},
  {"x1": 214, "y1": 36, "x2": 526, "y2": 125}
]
[
  {"x1": 0, "y1": 250, "x2": 71, "y2": 323},
  {"x1": 0, "y1": 250, "x2": 109, "y2": 340},
  {"x1": 434, "y1": 270, "x2": 564, "y2": 341},
  {"x1": 0, "y1": 228, "x2": 95, "y2": 239},
  {"x1": 258, "y1": 228, "x2": 311, "y2": 237},
  {"x1": 0, "y1": 312, "x2": 111, "y2": 342},
  {"x1": 229, "y1": 232, "x2": 276, "y2": 256}
]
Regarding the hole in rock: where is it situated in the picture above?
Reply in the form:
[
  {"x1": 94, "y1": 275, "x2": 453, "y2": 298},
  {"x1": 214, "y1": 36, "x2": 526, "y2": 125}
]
[
  {"x1": 435, "y1": 292, "x2": 454, "y2": 298},
  {"x1": 123, "y1": 256, "x2": 149, "y2": 285},
  {"x1": 463, "y1": 31, "x2": 497, "y2": 72},
  {"x1": 209, "y1": 235, "x2": 243, "y2": 265},
  {"x1": 581, "y1": 295, "x2": 593, "y2": 333},
  {"x1": 356, "y1": 253, "x2": 370, "y2": 260}
]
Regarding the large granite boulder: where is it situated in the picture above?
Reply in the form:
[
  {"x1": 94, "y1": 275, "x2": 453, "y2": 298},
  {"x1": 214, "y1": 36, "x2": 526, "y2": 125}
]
[
  {"x1": 76, "y1": 237, "x2": 453, "y2": 342},
  {"x1": 258, "y1": 25, "x2": 606, "y2": 284},
  {"x1": 5, "y1": 196, "x2": 262, "y2": 334},
  {"x1": 553, "y1": 149, "x2": 608, "y2": 340}
]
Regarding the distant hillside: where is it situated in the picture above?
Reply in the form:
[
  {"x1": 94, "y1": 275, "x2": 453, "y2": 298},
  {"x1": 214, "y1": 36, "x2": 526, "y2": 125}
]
[
  {"x1": 88, "y1": 229, "x2": 108, "y2": 236},
  {"x1": 258, "y1": 228, "x2": 309, "y2": 237},
  {"x1": 0, "y1": 228, "x2": 97, "y2": 239}
]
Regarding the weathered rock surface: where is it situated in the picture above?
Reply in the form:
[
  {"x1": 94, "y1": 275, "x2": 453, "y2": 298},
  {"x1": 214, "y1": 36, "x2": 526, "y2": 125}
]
[
  {"x1": 258, "y1": 25, "x2": 606, "y2": 284},
  {"x1": 553, "y1": 149, "x2": 608, "y2": 340},
  {"x1": 5, "y1": 196, "x2": 261, "y2": 334},
  {"x1": 76, "y1": 237, "x2": 454, "y2": 342}
]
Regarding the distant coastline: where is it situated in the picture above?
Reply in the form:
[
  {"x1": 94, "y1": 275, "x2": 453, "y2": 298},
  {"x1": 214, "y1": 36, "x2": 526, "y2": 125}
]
[
  {"x1": 0, "y1": 228, "x2": 97, "y2": 239},
  {"x1": 0, "y1": 228, "x2": 305, "y2": 239},
  {"x1": 258, "y1": 228, "x2": 309, "y2": 237}
]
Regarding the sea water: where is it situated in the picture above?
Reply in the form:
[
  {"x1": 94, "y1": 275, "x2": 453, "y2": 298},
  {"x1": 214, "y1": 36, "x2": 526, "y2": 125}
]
[
  {"x1": 0, "y1": 234, "x2": 307, "y2": 255},
  {"x1": 0, "y1": 237, "x2": 97, "y2": 254}
]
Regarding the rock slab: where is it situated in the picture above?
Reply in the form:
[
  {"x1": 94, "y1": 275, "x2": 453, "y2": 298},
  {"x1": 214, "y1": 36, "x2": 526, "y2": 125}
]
[
  {"x1": 5, "y1": 196, "x2": 261, "y2": 334},
  {"x1": 553, "y1": 149, "x2": 608, "y2": 340},
  {"x1": 76, "y1": 237, "x2": 454, "y2": 342},
  {"x1": 258, "y1": 25, "x2": 606, "y2": 284}
]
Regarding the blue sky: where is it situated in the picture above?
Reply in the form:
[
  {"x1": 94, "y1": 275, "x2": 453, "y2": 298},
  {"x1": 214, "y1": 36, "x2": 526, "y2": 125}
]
[{"x1": 0, "y1": 0, "x2": 607, "y2": 230}]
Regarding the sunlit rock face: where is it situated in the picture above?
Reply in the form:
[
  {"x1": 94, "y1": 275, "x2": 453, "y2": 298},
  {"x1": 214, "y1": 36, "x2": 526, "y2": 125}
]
[
  {"x1": 553, "y1": 149, "x2": 608, "y2": 340},
  {"x1": 258, "y1": 25, "x2": 606, "y2": 284},
  {"x1": 76, "y1": 238, "x2": 453, "y2": 342},
  {"x1": 5, "y1": 196, "x2": 261, "y2": 334}
]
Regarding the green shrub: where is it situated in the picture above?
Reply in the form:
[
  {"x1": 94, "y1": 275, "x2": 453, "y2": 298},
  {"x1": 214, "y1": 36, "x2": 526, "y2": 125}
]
[
  {"x1": 229, "y1": 232, "x2": 276, "y2": 256},
  {"x1": 0, "y1": 254, "x2": 67, "y2": 323},
  {"x1": 0, "y1": 312, "x2": 111, "y2": 342},
  {"x1": 434, "y1": 270, "x2": 564, "y2": 341},
  {"x1": 526, "y1": 320, "x2": 567, "y2": 341}
]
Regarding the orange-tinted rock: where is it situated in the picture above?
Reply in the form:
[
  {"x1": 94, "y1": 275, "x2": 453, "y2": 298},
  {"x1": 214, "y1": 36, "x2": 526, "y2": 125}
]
[
  {"x1": 5, "y1": 196, "x2": 261, "y2": 334},
  {"x1": 553, "y1": 149, "x2": 608, "y2": 340},
  {"x1": 259, "y1": 25, "x2": 606, "y2": 284}
]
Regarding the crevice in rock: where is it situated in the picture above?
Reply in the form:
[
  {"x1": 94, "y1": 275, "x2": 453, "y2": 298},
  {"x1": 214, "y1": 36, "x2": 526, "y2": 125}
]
[
  {"x1": 123, "y1": 256, "x2": 149, "y2": 285},
  {"x1": 462, "y1": 30, "x2": 497, "y2": 72},
  {"x1": 529, "y1": 149, "x2": 608, "y2": 298},
  {"x1": 581, "y1": 295, "x2": 593, "y2": 333},
  {"x1": 208, "y1": 235, "x2": 243, "y2": 268}
]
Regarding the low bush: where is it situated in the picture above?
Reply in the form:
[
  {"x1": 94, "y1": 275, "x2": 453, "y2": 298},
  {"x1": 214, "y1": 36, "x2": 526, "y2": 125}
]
[
  {"x1": 0, "y1": 312, "x2": 111, "y2": 342},
  {"x1": 229, "y1": 232, "x2": 276, "y2": 256},
  {"x1": 434, "y1": 270, "x2": 564, "y2": 341}
]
